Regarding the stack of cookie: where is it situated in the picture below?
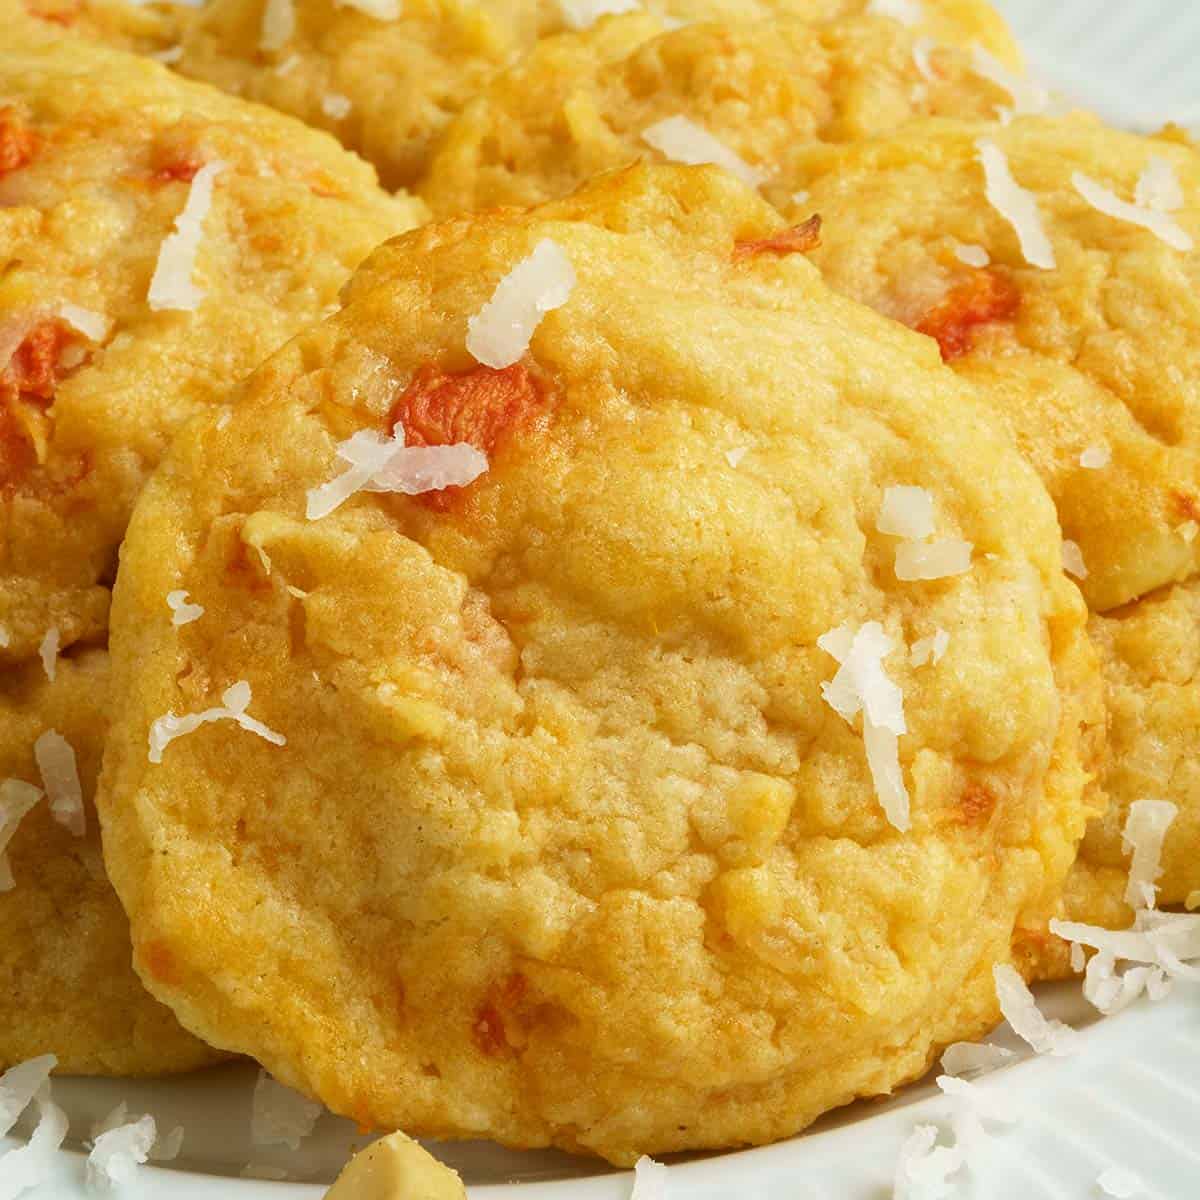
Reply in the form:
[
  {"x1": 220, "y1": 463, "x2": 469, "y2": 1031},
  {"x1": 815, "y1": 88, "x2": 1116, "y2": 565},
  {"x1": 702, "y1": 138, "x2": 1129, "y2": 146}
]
[{"x1": 1, "y1": 0, "x2": 1196, "y2": 1174}]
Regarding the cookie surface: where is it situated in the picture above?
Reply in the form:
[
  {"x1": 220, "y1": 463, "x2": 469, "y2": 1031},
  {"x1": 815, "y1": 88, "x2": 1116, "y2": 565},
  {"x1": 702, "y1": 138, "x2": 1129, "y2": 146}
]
[
  {"x1": 102, "y1": 165, "x2": 1100, "y2": 1160},
  {"x1": 0, "y1": 651, "x2": 221, "y2": 1075},
  {"x1": 421, "y1": 7, "x2": 1016, "y2": 218},
  {"x1": 792, "y1": 115, "x2": 1200, "y2": 614},
  {"x1": 171, "y1": 0, "x2": 1018, "y2": 191},
  {"x1": 0, "y1": 30, "x2": 421, "y2": 1075}
]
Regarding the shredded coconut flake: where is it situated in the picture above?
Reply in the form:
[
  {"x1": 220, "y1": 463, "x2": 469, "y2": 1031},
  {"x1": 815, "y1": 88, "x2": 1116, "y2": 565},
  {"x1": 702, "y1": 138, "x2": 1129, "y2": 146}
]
[
  {"x1": 335, "y1": 0, "x2": 400, "y2": 17},
  {"x1": 791, "y1": 189, "x2": 810, "y2": 206},
  {"x1": 1070, "y1": 941, "x2": 1086, "y2": 973},
  {"x1": 910, "y1": 628, "x2": 950, "y2": 667},
  {"x1": 308, "y1": 427, "x2": 488, "y2": 519},
  {"x1": 939, "y1": 1041, "x2": 1014, "y2": 1078},
  {"x1": 166, "y1": 589, "x2": 205, "y2": 626},
  {"x1": 38, "y1": 627, "x2": 58, "y2": 682},
  {"x1": 148, "y1": 161, "x2": 226, "y2": 312},
  {"x1": 0, "y1": 1055, "x2": 56, "y2": 1137},
  {"x1": 993, "y1": 963, "x2": 1079, "y2": 1055},
  {"x1": 866, "y1": 0, "x2": 922, "y2": 25},
  {"x1": 1135, "y1": 156, "x2": 1184, "y2": 212},
  {"x1": 977, "y1": 139, "x2": 1056, "y2": 269},
  {"x1": 724, "y1": 446, "x2": 748, "y2": 468},
  {"x1": 953, "y1": 241, "x2": 990, "y2": 268},
  {"x1": 641, "y1": 116, "x2": 766, "y2": 188},
  {"x1": 1073, "y1": 171, "x2": 1193, "y2": 252},
  {"x1": 1062, "y1": 539, "x2": 1087, "y2": 579},
  {"x1": 877, "y1": 485, "x2": 934, "y2": 539},
  {"x1": 970, "y1": 46, "x2": 1050, "y2": 117},
  {"x1": 895, "y1": 538, "x2": 972, "y2": 581},
  {"x1": 275, "y1": 53, "x2": 301, "y2": 75},
  {"x1": 559, "y1": 0, "x2": 639, "y2": 29},
  {"x1": 466, "y1": 239, "x2": 576, "y2": 368},
  {"x1": 87, "y1": 1113, "x2": 156, "y2": 1190},
  {"x1": 152, "y1": 44, "x2": 184, "y2": 63},
  {"x1": 148, "y1": 681, "x2": 285, "y2": 764},
  {"x1": 1123, "y1": 798, "x2": 1177, "y2": 910},
  {"x1": 1097, "y1": 1166, "x2": 1143, "y2": 1198},
  {"x1": 0, "y1": 1082, "x2": 68, "y2": 1198},
  {"x1": 629, "y1": 1154, "x2": 668, "y2": 1200},
  {"x1": 911, "y1": 37, "x2": 937, "y2": 82},
  {"x1": 260, "y1": 0, "x2": 295, "y2": 50},
  {"x1": 1079, "y1": 444, "x2": 1111, "y2": 469},
  {"x1": 819, "y1": 622, "x2": 910, "y2": 831},
  {"x1": 1179, "y1": 520, "x2": 1199, "y2": 544},
  {"x1": 34, "y1": 730, "x2": 83, "y2": 838},
  {"x1": 893, "y1": 1123, "x2": 960, "y2": 1200},
  {"x1": 0, "y1": 779, "x2": 42, "y2": 891},
  {"x1": 58, "y1": 303, "x2": 110, "y2": 342},
  {"x1": 321, "y1": 92, "x2": 353, "y2": 120},
  {"x1": 251, "y1": 1070, "x2": 322, "y2": 1151}
]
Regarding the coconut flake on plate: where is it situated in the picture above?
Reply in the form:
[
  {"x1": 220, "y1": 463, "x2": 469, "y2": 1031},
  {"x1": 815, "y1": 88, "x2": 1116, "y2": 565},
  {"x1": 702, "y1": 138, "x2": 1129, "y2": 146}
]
[
  {"x1": 0, "y1": 1055, "x2": 56, "y2": 1137},
  {"x1": 87, "y1": 1112, "x2": 156, "y2": 1190},
  {"x1": 818, "y1": 621, "x2": 910, "y2": 831},
  {"x1": 1135, "y1": 156, "x2": 1184, "y2": 213},
  {"x1": 1061, "y1": 539, "x2": 1087, "y2": 579},
  {"x1": 321, "y1": 92, "x2": 353, "y2": 120},
  {"x1": 953, "y1": 241, "x2": 990, "y2": 268},
  {"x1": 977, "y1": 139, "x2": 1056, "y2": 269},
  {"x1": 1072, "y1": 171, "x2": 1193, "y2": 252},
  {"x1": 148, "y1": 160, "x2": 226, "y2": 312},
  {"x1": 0, "y1": 779, "x2": 42, "y2": 892},
  {"x1": 866, "y1": 0, "x2": 922, "y2": 25},
  {"x1": 251, "y1": 1070, "x2": 323, "y2": 1151},
  {"x1": 1097, "y1": 1165, "x2": 1143, "y2": 1198},
  {"x1": 877, "y1": 485, "x2": 935, "y2": 539},
  {"x1": 892, "y1": 1123, "x2": 961, "y2": 1200},
  {"x1": 0, "y1": 1082, "x2": 68, "y2": 1198},
  {"x1": 260, "y1": 0, "x2": 295, "y2": 50},
  {"x1": 148, "y1": 681, "x2": 285, "y2": 764},
  {"x1": 336, "y1": 0, "x2": 400, "y2": 18},
  {"x1": 34, "y1": 730, "x2": 83, "y2": 838},
  {"x1": 559, "y1": 0, "x2": 639, "y2": 30},
  {"x1": 992, "y1": 963, "x2": 1080, "y2": 1055},
  {"x1": 970, "y1": 46, "x2": 1050, "y2": 118},
  {"x1": 939, "y1": 1041, "x2": 1014, "y2": 1078},
  {"x1": 166, "y1": 589, "x2": 205, "y2": 626},
  {"x1": 641, "y1": 116, "x2": 766, "y2": 188},
  {"x1": 37, "y1": 627, "x2": 58, "y2": 682},
  {"x1": 910, "y1": 628, "x2": 950, "y2": 667},
  {"x1": 1079, "y1": 444, "x2": 1111, "y2": 469},
  {"x1": 895, "y1": 538, "x2": 973, "y2": 582},
  {"x1": 1122, "y1": 798, "x2": 1177, "y2": 910},
  {"x1": 57, "y1": 303, "x2": 110, "y2": 342},
  {"x1": 466, "y1": 239, "x2": 576, "y2": 369},
  {"x1": 629, "y1": 1155, "x2": 668, "y2": 1200}
]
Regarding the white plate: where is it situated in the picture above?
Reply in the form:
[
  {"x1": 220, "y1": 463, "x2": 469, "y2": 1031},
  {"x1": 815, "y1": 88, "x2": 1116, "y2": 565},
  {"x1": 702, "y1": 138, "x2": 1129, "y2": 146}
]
[{"x1": 7, "y1": 2, "x2": 1200, "y2": 1195}]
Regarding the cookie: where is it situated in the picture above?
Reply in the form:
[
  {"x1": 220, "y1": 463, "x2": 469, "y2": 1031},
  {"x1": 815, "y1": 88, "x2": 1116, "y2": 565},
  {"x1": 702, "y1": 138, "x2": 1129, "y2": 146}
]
[
  {"x1": 100, "y1": 164, "x2": 1100, "y2": 1159},
  {"x1": 0, "y1": 30, "x2": 422, "y2": 1074},
  {"x1": 421, "y1": 6, "x2": 1019, "y2": 217},
  {"x1": 171, "y1": 0, "x2": 1019, "y2": 190}
]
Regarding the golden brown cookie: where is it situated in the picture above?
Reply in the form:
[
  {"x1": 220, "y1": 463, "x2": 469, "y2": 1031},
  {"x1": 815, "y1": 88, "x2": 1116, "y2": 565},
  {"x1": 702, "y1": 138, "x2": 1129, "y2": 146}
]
[
  {"x1": 101, "y1": 164, "x2": 1100, "y2": 1161},
  {"x1": 792, "y1": 115, "x2": 1200, "y2": 615},
  {"x1": 171, "y1": 0, "x2": 1019, "y2": 191},
  {"x1": 421, "y1": 6, "x2": 1019, "y2": 217},
  {"x1": 0, "y1": 29, "x2": 422, "y2": 1075}
]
